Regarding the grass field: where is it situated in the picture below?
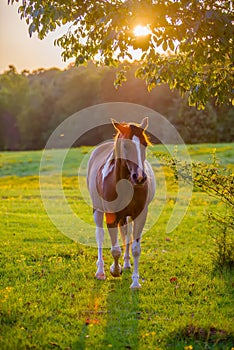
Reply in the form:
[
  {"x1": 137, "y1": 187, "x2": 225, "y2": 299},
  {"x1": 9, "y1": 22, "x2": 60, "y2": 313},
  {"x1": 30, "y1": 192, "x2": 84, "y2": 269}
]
[{"x1": 0, "y1": 144, "x2": 234, "y2": 350}]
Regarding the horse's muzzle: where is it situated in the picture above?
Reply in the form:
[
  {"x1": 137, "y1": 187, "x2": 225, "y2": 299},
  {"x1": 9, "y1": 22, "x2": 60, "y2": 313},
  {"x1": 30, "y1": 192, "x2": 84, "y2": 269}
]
[{"x1": 131, "y1": 171, "x2": 147, "y2": 185}]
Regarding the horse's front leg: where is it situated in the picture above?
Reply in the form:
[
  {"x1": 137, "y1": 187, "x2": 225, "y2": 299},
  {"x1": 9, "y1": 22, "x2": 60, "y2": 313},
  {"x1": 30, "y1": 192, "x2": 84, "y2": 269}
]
[
  {"x1": 94, "y1": 210, "x2": 106, "y2": 280},
  {"x1": 119, "y1": 217, "x2": 132, "y2": 269},
  {"x1": 131, "y1": 209, "x2": 147, "y2": 289},
  {"x1": 107, "y1": 222, "x2": 122, "y2": 277}
]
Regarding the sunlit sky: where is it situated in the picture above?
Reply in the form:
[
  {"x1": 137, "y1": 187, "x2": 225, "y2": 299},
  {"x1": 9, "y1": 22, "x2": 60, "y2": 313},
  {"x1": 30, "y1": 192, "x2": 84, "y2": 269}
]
[
  {"x1": 0, "y1": 1, "x2": 71, "y2": 73},
  {"x1": 0, "y1": 2, "x2": 150, "y2": 74}
]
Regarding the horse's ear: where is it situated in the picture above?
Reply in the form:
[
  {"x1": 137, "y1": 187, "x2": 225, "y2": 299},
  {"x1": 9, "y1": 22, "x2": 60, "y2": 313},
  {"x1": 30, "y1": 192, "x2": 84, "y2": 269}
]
[
  {"x1": 140, "y1": 117, "x2": 148, "y2": 130},
  {"x1": 111, "y1": 119, "x2": 127, "y2": 134},
  {"x1": 111, "y1": 119, "x2": 118, "y2": 128}
]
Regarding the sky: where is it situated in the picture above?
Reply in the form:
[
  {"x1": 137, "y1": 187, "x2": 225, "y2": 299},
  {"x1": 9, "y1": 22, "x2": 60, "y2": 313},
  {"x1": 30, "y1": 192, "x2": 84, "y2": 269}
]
[
  {"x1": 0, "y1": 1, "x2": 71, "y2": 73},
  {"x1": 0, "y1": 2, "x2": 147, "y2": 74}
]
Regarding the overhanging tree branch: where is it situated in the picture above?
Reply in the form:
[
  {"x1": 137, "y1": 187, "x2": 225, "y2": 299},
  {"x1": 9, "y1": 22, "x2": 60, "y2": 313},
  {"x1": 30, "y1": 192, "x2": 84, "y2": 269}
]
[{"x1": 10, "y1": 0, "x2": 234, "y2": 108}]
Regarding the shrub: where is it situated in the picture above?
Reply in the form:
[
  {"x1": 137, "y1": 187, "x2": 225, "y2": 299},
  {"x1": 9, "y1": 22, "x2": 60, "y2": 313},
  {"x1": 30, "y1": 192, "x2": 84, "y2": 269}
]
[{"x1": 165, "y1": 151, "x2": 234, "y2": 270}]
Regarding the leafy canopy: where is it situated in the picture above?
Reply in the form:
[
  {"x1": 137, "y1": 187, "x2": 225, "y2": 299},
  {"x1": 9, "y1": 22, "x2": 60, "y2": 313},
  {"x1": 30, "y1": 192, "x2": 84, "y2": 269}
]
[{"x1": 10, "y1": 0, "x2": 233, "y2": 108}]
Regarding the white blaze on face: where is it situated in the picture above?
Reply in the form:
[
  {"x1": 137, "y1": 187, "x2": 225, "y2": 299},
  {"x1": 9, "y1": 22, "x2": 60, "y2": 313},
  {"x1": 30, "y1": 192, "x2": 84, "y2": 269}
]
[{"x1": 132, "y1": 135, "x2": 143, "y2": 178}]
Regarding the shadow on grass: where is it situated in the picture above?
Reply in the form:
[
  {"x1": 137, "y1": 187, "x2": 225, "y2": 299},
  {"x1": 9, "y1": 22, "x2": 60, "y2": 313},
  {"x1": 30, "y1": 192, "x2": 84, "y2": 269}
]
[
  {"x1": 71, "y1": 277, "x2": 104, "y2": 350},
  {"x1": 165, "y1": 324, "x2": 234, "y2": 349},
  {"x1": 71, "y1": 270, "x2": 140, "y2": 350},
  {"x1": 100, "y1": 271, "x2": 140, "y2": 350},
  {"x1": 166, "y1": 269, "x2": 234, "y2": 350}
]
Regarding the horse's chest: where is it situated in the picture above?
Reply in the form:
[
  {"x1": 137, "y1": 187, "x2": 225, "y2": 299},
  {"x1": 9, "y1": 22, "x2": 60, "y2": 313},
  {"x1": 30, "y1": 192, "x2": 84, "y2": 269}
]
[
  {"x1": 112, "y1": 184, "x2": 148, "y2": 219},
  {"x1": 126, "y1": 187, "x2": 148, "y2": 214},
  {"x1": 97, "y1": 168, "x2": 148, "y2": 220}
]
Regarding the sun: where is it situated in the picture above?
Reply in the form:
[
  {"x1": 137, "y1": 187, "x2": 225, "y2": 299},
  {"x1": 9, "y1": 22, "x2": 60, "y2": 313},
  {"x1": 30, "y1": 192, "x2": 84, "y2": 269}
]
[{"x1": 133, "y1": 25, "x2": 151, "y2": 37}]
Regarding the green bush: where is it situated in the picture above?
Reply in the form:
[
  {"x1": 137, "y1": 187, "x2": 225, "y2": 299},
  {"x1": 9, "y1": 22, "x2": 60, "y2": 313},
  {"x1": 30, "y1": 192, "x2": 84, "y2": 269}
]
[{"x1": 165, "y1": 151, "x2": 234, "y2": 270}]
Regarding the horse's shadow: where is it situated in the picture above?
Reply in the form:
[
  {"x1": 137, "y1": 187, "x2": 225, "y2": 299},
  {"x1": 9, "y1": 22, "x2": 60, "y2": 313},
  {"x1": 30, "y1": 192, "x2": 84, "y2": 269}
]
[
  {"x1": 72, "y1": 270, "x2": 140, "y2": 350},
  {"x1": 101, "y1": 272, "x2": 140, "y2": 349}
]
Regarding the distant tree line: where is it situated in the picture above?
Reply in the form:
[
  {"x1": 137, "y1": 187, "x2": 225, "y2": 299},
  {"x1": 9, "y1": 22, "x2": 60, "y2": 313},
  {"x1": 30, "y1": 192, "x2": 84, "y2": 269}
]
[{"x1": 0, "y1": 63, "x2": 233, "y2": 150}]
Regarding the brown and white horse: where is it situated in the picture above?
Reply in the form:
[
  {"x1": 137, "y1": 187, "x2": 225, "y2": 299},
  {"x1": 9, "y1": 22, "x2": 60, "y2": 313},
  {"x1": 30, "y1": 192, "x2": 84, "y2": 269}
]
[{"x1": 87, "y1": 117, "x2": 155, "y2": 288}]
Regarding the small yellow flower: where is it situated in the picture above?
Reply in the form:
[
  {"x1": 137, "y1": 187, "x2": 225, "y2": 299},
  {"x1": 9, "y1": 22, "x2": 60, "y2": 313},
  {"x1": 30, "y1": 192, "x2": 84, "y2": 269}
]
[{"x1": 184, "y1": 346, "x2": 193, "y2": 350}]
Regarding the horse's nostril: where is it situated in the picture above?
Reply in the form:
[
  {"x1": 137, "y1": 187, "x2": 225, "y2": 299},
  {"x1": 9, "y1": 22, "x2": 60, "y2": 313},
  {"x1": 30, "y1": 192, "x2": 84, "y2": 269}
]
[
  {"x1": 132, "y1": 172, "x2": 147, "y2": 184},
  {"x1": 138, "y1": 176, "x2": 147, "y2": 184}
]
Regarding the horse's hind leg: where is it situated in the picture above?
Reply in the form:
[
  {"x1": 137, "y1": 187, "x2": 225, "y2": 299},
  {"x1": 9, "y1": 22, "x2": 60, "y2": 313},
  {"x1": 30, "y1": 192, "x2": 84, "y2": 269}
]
[
  {"x1": 119, "y1": 217, "x2": 132, "y2": 269},
  {"x1": 107, "y1": 222, "x2": 122, "y2": 277},
  {"x1": 94, "y1": 210, "x2": 106, "y2": 280}
]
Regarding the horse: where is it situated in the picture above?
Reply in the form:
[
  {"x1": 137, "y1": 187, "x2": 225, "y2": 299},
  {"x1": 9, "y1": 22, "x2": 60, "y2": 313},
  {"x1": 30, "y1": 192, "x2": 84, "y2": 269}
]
[{"x1": 87, "y1": 117, "x2": 155, "y2": 288}]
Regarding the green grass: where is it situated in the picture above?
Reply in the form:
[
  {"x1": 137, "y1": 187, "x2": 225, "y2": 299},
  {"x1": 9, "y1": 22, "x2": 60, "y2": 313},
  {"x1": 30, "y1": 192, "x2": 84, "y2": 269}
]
[{"x1": 0, "y1": 144, "x2": 234, "y2": 349}]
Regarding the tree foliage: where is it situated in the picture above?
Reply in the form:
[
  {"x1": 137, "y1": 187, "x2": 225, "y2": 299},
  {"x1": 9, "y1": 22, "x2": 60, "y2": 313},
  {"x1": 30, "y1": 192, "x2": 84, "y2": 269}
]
[{"x1": 9, "y1": 0, "x2": 233, "y2": 108}]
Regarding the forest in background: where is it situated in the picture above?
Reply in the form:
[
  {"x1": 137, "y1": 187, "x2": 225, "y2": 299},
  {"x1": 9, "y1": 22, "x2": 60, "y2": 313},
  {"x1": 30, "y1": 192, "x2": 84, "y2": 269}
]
[{"x1": 0, "y1": 62, "x2": 233, "y2": 150}]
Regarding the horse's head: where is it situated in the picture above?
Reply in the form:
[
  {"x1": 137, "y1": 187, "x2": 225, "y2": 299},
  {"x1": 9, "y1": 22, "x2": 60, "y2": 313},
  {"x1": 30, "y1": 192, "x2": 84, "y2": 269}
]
[{"x1": 112, "y1": 117, "x2": 150, "y2": 185}]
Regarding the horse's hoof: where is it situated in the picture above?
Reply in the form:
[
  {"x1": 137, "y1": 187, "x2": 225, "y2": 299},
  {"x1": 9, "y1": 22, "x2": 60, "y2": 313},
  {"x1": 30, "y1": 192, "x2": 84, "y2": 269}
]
[
  {"x1": 130, "y1": 275, "x2": 141, "y2": 289},
  {"x1": 95, "y1": 272, "x2": 106, "y2": 280},
  {"x1": 130, "y1": 282, "x2": 142, "y2": 289},
  {"x1": 110, "y1": 264, "x2": 122, "y2": 277},
  {"x1": 123, "y1": 263, "x2": 132, "y2": 270}
]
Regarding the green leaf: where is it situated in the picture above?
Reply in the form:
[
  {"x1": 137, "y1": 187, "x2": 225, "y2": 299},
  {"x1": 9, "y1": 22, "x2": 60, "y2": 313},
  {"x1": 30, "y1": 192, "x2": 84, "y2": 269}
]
[
  {"x1": 162, "y1": 40, "x2": 167, "y2": 51},
  {"x1": 168, "y1": 39, "x2": 174, "y2": 51},
  {"x1": 29, "y1": 23, "x2": 36, "y2": 37}
]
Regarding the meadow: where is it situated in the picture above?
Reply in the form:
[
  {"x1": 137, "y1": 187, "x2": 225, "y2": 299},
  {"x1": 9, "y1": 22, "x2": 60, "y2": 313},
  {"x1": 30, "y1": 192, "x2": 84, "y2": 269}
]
[{"x1": 0, "y1": 144, "x2": 234, "y2": 350}]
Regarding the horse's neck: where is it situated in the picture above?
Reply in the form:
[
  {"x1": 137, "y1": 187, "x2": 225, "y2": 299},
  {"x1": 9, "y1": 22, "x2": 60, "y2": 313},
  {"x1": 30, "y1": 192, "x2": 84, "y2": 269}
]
[
  {"x1": 114, "y1": 158, "x2": 128, "y2": 181},
  {"x1": 114, "y1": 140, "x2": 129, "y2": 181}
]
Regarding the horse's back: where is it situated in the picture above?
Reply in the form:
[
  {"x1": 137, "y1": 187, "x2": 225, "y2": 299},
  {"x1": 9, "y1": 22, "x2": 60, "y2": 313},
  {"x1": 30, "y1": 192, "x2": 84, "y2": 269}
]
[{"x1": 87, "y1": 142, "x2": 114, "y2": 210}]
